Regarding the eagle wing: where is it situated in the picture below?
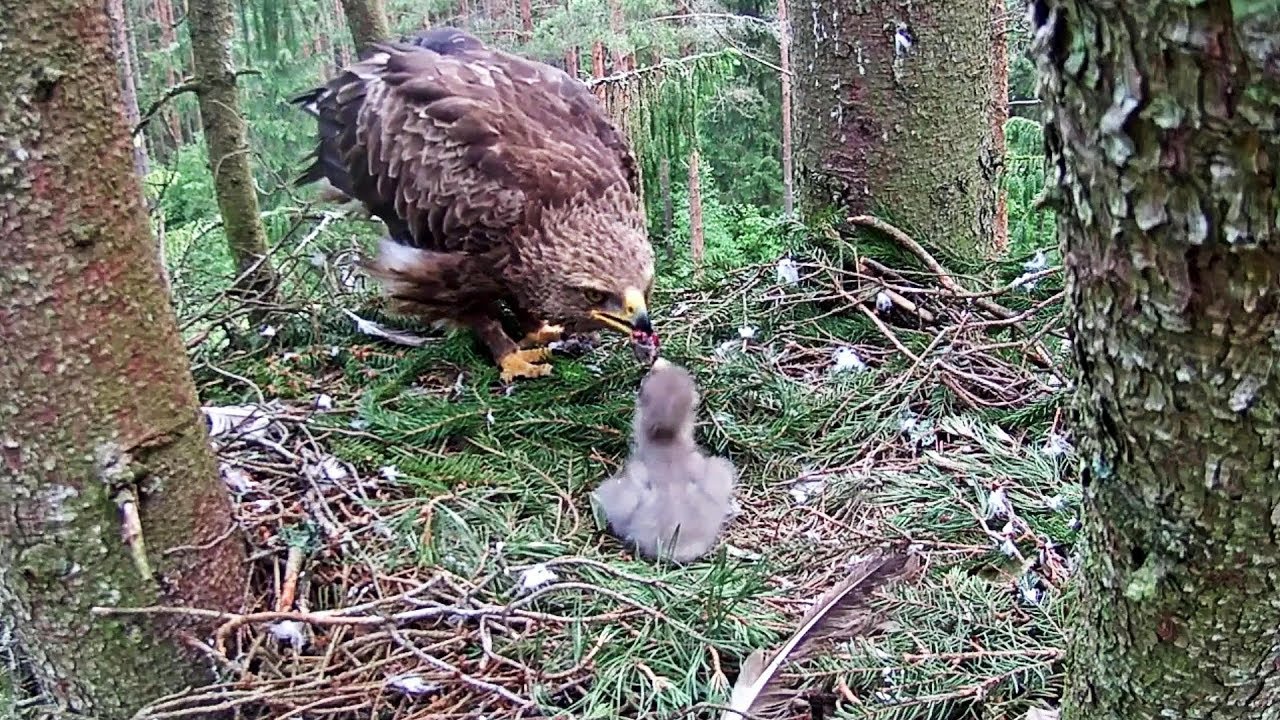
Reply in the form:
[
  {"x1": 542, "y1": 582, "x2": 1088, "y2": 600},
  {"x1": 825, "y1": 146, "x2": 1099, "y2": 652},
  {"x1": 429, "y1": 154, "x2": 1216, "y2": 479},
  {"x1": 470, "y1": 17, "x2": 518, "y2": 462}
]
[{"x1": 294, "y1": 28, "x2": 640, "y2": 252}]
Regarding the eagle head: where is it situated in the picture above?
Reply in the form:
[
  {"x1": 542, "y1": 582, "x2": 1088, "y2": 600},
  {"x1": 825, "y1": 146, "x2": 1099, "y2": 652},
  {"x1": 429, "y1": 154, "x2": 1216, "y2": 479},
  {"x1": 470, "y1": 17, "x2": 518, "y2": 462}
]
[{"x1": 508, "y1": 186, "x2": 658, "y2": 349}]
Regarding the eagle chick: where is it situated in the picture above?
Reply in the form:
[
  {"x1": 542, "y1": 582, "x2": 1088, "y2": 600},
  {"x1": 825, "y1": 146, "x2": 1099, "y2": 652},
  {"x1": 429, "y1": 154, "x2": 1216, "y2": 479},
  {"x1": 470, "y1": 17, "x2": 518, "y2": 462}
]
[
  {"x1": 592, "y1": 359, "x2": 737, "y2": 563},
  {"x1": 292, "y1": 28, "x2": 658, "y2": 382}
]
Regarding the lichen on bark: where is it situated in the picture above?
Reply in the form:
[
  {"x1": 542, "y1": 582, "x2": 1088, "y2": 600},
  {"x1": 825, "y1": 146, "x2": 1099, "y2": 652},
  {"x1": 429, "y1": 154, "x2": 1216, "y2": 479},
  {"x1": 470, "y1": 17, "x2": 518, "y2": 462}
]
[
  {"x1": 1031, "y1": 0, "x2": 1280, "y2": 716},
  {"x1": 790, "y1": 0, "x2": 1003, "y2": 258},
  {"x1": 0, "y1": 0, "x2": 247, "y2": 714}
]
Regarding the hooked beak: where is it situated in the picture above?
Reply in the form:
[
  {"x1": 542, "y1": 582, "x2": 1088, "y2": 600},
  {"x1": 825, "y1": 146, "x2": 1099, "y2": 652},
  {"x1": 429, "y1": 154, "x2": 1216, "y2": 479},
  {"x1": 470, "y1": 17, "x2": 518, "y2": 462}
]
[{"x1": 591, "y1": 286, "x2": 652, "y2": 336}]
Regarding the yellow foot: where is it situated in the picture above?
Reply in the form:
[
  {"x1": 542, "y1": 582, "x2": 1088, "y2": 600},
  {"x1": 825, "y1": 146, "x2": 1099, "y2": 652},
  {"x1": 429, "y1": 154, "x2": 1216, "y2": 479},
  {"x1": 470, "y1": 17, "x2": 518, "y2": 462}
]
[
  {"x1": 499, "y1": 348, "x2": 553, "y2": 383},
  {"x1": 519, "y1": 323, "x2": 565, "y2": 349}
]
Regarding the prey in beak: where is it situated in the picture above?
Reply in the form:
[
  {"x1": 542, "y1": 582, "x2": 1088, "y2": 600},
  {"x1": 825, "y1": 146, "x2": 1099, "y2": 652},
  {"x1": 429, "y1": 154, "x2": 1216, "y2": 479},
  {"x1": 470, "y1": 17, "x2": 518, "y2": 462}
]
[{"x1": 590, "y1": 286, "x2": 660, "y2": 364}]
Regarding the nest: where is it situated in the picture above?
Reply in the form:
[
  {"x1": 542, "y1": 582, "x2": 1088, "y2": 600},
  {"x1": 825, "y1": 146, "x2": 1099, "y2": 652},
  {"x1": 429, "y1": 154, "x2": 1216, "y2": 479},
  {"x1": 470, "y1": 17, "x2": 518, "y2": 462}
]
[{"x1": 88, "y1": 216, "x2": 1072, "y2": 720}]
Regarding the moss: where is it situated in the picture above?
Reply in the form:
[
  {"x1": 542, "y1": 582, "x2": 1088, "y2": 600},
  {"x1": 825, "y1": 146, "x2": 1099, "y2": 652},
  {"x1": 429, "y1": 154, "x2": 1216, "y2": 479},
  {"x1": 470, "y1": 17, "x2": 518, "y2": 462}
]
[{"x1": 1033, "y1": 0, "x2": 1280, "y2": 715}]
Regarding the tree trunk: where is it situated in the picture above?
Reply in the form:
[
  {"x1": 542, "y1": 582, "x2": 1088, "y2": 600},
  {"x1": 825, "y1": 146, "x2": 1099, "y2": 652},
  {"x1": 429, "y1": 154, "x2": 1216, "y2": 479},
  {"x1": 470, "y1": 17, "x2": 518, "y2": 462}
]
[
  {"x1": 155, "y1": 0, "x2": 184, "y2": 154},
  {"x1": 0, "y1": 0, "x2": 247, "y2": 715},
  {"x1": 106, "y1": 0, "x2": 147, "y2": 178},
  {"x1": 338, "y1": 0, "x2": 391, "y2": 54},
  {"x1": 590, "y1": 40, "x2": 607, "y2": 100},
  {"x1": 687, "y1": 149, "x2": 704, "y2": 278},
  {"x1": 1030, "y1": 1, "x2": 1280, "y2": 716},
  {"x1": 791, "y1": 0, "x2": 1000, "y2": 257},
  {"x1": 331, "y1": 0, "x2": 352, "y2": 68},
  {"x1": 563, "y1": 45, "x2": 579, "y2": 78},
  {"x1": 189, "y1": 0, "x2": 278, "y2": 312},
  {"x1": 607, "y1": 0, "x2": 632, "y2": 72},
  {"x1": 776, "y1": 0, "x2": 794, "y2": 217},
  {"x1": 987, "y1": 0, "x2": 1008, "y2": 254},
  {"x1": 518, "y1": 0, "x2": 532, "y2": 37}
]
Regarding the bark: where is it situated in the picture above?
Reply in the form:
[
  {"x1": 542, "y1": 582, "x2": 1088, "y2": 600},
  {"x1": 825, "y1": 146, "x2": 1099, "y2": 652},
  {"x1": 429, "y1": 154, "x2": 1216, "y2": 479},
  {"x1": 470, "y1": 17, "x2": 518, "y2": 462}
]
[
  {"x1": 776, "y1": 0, "x2": 794, "y2": 217},
  {"x1": 563, "y1": 45, "x2": 579, "y2": 78},
  {"x1": 332, "y1": 0, "x2": 352, "y2": 68},
  {"x1": 1030, "y1": 1, "x2": 1280, "y2": 717},
  {"x1": 688, "y1": 150, "x2": 705, "y2": 278},
  {"x1": 155, "y1": 0, "x2": 183, "y2": 153},
  {"x1": 0, "y1": 0, "x2": 247, "y2": 715},
  {"x1": 591, "y1": 40, "x2": 607, "y2": 77},
  {"x1": 791, "y1": 0, "x2": 1001, "y2": 257},
  {"x1": 189, "y1": 0, "x2": 278, "y2": 310},
  {"x1": 518, "y1": 0, "x2": 532, "y2": 37},
  {"x1": 338, "y1": 0, "x2": 392, "y2": 53},
  {"x1": 106, "y1": 0, "x2": 147, "y2": 178},
  {"x1": 988, "y1": 0, "x2": 1009, "y2": 254}
]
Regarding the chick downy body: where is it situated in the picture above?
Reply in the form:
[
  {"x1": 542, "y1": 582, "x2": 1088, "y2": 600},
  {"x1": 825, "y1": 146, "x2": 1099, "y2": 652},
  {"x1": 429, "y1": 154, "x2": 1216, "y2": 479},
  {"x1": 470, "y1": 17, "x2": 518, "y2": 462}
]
[{"x1": 592, "y1": 360, "x2": 737, "y2": 563}]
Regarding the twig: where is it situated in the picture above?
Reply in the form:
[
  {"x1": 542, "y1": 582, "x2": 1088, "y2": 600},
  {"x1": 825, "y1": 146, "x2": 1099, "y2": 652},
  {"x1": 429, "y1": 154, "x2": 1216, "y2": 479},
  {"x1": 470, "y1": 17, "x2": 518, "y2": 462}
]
[{"x1": 848, "y1": 215, "x2": 1020, "y2": 321}]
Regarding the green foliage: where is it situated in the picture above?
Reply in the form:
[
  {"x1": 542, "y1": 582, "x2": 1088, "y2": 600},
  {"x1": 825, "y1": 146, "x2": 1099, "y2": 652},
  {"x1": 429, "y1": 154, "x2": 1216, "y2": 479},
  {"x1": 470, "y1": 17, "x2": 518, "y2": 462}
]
[
  {"x1": 1004, "y1": 117, "x2": 1056, "y2": 257},
  {"x1": 659, "y1": 169, "x2": 798, "y2": 286}
]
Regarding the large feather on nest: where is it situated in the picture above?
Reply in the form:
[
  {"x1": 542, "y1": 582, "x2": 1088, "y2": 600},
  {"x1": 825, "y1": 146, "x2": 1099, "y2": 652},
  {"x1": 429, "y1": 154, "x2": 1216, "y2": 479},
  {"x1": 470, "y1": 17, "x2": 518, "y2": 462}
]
[{"x1": 722, "y1": 550, "x2": 918, "y2": 720}]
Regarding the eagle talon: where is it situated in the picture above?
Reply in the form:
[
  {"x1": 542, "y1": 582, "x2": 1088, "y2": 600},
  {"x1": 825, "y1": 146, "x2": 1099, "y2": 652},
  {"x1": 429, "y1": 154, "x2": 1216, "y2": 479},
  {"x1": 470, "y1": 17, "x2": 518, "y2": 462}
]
[
  {"x1": 499, "y1": 348, "x2": 553, "y2": 383},
  {"x1": 519, "y1": 323, "x2": 565, "y2": 348}
]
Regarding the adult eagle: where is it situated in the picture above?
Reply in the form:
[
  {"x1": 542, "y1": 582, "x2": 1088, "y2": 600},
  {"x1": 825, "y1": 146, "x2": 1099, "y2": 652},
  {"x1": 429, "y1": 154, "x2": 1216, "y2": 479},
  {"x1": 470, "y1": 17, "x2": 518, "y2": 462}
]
[{"x1": 292, "y1": 27, "x2": 657, "y2": 382}]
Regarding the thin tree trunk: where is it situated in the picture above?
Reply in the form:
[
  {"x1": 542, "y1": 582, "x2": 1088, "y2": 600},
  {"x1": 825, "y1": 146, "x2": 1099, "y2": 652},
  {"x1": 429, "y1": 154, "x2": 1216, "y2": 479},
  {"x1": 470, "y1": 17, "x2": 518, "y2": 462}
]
[
  {"x1": 518, "y1": 0, "x2": 532, "y2": 37},
  {"x1": 791, "y1": 0, "x2": 1000, "y2": 257},
  {"x1": 189, "y1": 0, "x2": 278, "y2": 312},
  {"x1": 338, "y1": 0, "x2": 392, "y2": 55},
  {"x1": 1031, "y1": 1, "x2": 1280, "y2": 716},
  {"x1": 107, "y1": 0, "x2": 147, "y2": 178},
  {"x1": 332, "y1": 0, "x2": 352, "y2": 69},
  {"x1": 776, "y1": 0, "x2": 794, "y2": 217},
  {"x1": 591, "y1": 40, "x2": 606, "y2": 77},
  {"x1": 987, "y1": 0, "x2": 1009, "y2": 254},
  {"x1": 607, "y1": 0, "x2": 632, "y2": 72},
  {"x1": 660, "y1": 157, "x2": 675, "y2": 262},
  {"x1": 0, "y1": 0, "x2": 247, "y2": 714},
  {"x1": 563, "y1": 45, "x2": 579, "y2": 78},
  {"x1": 687, "y1": 150, "x2": 704, "y2": 278},
  {"x1": 590, "y1": 40, "x2": 607, "y2": 100},
  {"x1": 155, "y1": 0, "x2": 183, "y2": 152}
]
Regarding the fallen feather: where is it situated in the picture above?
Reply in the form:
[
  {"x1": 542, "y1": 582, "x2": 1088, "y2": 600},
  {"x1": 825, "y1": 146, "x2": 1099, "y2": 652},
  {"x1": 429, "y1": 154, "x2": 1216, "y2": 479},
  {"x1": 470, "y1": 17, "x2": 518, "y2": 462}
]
[
  {"x1": 379, "y1": 465, "x2": 400, "y2": 482},
  {"x1": 875, "y1": 291, "x2": 893, "y2": 313},
  {"x1": 984, "y1": 487, "x2": 1011, "y2": 519},
  {"x1": 203, "y1": 405, "x2": 274, "y2": 440},
  {"x1": 831, "y1": 346, "x2": 867, "y2": 373},
  {"x1": 341, "y1": 309, "x2": 430, "y2": 347},
  {"x1": 517, "y1": 563, "x2": 558, "y2": 594},
  {"x1": 787, "y1": 476, "x2": 827, "y2": 504},
  {"x1": 219, "y1": 463, "x2": 256, "y2": 494},
  {"x1": 776, "y1": 257, "x2": 800, "y2": 285},
  {"x1": 267, "y1": 620, "x2": 307, "y2": 651},
  {"x1": 1041, "y1": 433, "x2": 1073, "y2": 457},
  {"x1": 1023, "y1": 250, "x2": 1048, "y2": 272},
  {"x1": 306, "y1": 455, "x2": 350, "y2": 483},
  {"x1": 737, "y1": 325, "x2": 757, "y2": 340},
  {"x1": 314, "y1": 393, "x2": 334, "y2": 411},
  {"x1": 386, "y1": 674, "x2": 440, "y2": 696}
]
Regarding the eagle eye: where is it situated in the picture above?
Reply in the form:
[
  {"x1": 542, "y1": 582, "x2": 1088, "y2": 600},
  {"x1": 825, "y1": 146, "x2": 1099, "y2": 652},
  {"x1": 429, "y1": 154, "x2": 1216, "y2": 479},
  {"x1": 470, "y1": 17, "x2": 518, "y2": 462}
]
[{"x1": 582, "y1": 289, "x2": 607, "y2": 305}]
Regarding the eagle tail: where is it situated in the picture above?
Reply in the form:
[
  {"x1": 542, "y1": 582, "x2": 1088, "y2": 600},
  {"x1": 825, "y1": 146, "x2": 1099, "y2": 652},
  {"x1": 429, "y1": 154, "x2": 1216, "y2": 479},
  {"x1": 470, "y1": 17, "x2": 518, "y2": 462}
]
[{"x1": 359, "y1": 238, "x2": 458, "y2": 305}]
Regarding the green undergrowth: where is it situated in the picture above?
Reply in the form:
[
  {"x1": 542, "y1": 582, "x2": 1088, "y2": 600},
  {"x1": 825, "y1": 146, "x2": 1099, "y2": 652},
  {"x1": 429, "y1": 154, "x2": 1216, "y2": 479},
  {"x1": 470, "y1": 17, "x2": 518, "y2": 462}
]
[{"x1": 189, "y1": 202, "x2": 1075, "y2": 717}]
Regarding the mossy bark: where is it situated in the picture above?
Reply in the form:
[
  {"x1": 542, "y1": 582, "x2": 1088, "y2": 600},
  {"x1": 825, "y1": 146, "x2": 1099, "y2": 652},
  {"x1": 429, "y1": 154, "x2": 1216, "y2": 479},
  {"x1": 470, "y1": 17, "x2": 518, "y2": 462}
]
[
  {"x1": 189, "y1": 0, "x2": 277, "y2": 310},
  {"x1": 0, "y1": 1, "x2": 248, "y2": 714},
  {"x1": 1031, "y1": 0, "x2": 1280, "y2": 716},
  {"x1": 791, "y1": 0, "x2": 1001, "y2": 258},
  {"x1": 338, "y1": 0, "x2": 392, "y2": 53}
]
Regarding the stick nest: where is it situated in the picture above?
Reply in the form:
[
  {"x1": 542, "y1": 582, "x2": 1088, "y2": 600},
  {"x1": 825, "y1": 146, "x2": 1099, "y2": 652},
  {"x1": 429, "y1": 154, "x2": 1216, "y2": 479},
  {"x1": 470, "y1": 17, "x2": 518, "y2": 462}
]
[{"x1": 100, "y1": 217, "x2": 1077, "y2": 720}]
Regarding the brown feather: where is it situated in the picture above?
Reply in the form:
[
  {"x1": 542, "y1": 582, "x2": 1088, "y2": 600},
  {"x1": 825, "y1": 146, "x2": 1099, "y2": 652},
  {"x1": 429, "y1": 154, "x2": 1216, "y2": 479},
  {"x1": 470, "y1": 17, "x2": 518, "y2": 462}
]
[{"x1": 722, "y1": 550, "x2": 919, "y2": 720}]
